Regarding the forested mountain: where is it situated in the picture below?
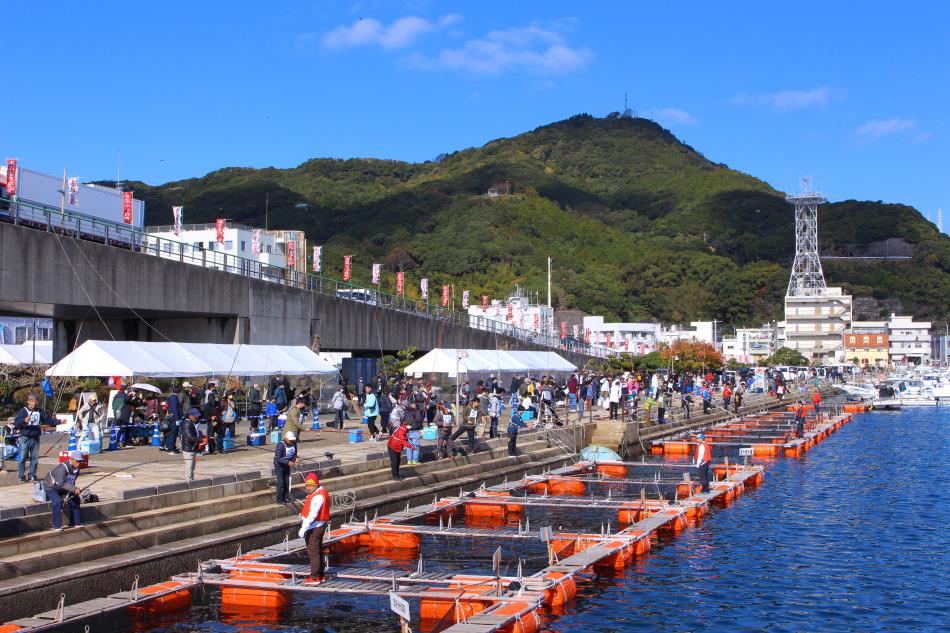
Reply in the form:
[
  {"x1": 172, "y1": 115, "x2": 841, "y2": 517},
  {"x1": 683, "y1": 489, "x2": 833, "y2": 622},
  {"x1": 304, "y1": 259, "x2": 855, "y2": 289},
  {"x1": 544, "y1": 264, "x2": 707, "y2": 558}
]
[{"x1": 121, "y1": 114, "x2": 950, "y2": 326}]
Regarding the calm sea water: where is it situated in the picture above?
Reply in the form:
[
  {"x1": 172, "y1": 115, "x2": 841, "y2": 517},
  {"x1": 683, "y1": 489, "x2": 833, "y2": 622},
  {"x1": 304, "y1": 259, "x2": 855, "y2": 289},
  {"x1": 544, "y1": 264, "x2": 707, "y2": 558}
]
[{"x1": 135, "y1": 408, "x2": 949, "y2": 633}]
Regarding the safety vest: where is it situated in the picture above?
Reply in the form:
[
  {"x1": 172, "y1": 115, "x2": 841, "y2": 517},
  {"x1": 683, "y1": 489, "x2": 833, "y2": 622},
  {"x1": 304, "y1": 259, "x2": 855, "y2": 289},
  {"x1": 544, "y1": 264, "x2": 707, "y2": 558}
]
[
  {"x1": 696, "y1": 441, "x2": 711, "y2": 465},
  {"x1": 300, "y1": 486, "x2": 331, "y2": 522},
  {"x1": 812, "y1": 393, "x2": 821, "y2": 405},
  {"x1": 795, "y1": 404, "x2": 805, "y2": 418}
]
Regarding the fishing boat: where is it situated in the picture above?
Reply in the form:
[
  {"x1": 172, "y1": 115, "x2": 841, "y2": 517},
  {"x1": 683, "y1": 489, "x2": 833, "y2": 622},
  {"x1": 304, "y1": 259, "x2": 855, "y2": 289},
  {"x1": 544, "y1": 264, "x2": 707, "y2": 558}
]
[{"x1": 872, "y1": 380, "x2": 938, "y2": 409}]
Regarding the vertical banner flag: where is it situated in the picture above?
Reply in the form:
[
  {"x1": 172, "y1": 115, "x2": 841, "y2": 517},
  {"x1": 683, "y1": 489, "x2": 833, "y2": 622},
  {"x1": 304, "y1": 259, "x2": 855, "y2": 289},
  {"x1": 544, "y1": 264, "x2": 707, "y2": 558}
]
[
  {"x1": 172, "y1": 206, "x2": 183, "y2": 236},
  {"x1": 441, "y1": 285, "x2": 450, "y2": 307},
  {"x1": 342, "y1": 255, "x2": 351, "y2": 281},
  {"x1": 312, "y1": 245, "x2": 321, "y2": 272},
  {"x1": 639, "y1": 342, "x2": 645, "y2": 356},
  {"x1": 462, "y1": 290, "x2": 470, "y2": 309},
  {"x1": 573, "y1": 324, "x2": 579, "y2": 339},
  {"x1": 215, "y1": 218, "x2": 226, "y2": 243},
  {"x1": 286, "y1": 239, "x2": 296, "y2": 268},
  {"x1": 482, "y1": 295, "x2": 488, "y2": 312},
  {"x1": 5, "y1": 159, "x2": 16, "y2": 196},
  {"x1": 625, "y1": 338, "x2": 629, "y2": 351},
  {"x1": 251, "y1": 229, "x2": 260, "y2": 255},
  {"x1": 584, "y1": 329, "x2": 591, "y2": 344},
  {"x1": 420, "y1": 278, "x2": 429, "y2": 300},
  {"x1": 372, "y1": 263, "x2": 380, "y2": 284},
  {"x1": 560, "y1": 321, "x2": 567, "y2": 338},
  {"x1": 68, "y1": 177, "x2": 79, "y2": 206},
  {"x1": 396, "y1": 272, "x2": 405, "y2": 295},
  {"x1": 533, "y1": 313, "x2": 539, "y2": 331},
  {"x1": 606, "y1": 334, "x2": 612, "y2": 348},
  {"x1": 122, "y1": 191, "x2": 134, "y2": 224},
  {"x1": 507, "y1": 303, "x2": 513, "y2": 322}
]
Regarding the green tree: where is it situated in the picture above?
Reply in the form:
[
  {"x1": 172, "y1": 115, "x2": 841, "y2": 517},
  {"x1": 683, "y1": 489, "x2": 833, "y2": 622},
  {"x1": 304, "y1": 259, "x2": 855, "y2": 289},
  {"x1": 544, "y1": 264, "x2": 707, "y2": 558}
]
[{"x1": 768, "y1": 347, "x2": 808, "y2": 366}]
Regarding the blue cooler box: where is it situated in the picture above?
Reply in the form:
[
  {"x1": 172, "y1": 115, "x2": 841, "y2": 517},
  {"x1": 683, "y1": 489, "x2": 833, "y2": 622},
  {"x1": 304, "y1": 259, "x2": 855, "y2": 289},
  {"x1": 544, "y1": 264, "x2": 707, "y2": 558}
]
[
  {"x1": 247, "y1": 433, "x2": 266, "y2": 446},
  {"x1": 79, "y1": 439, "x2": 102, "y2": 455},
  {"x1": 422, "y1": 426, "x2": 437, "y2": 441},
  {"x1": 270, "y1": 430, "x2": 281, "y2": 445},
  {"x1": 348, "y1": 429, "x2": 363, "y2": 443},
  {"x1": 221, "y1": 436, "x2": 235, "y2": 452},
  {"x1": 522, "y1": 410, "x2": 534, "y2": 420}
]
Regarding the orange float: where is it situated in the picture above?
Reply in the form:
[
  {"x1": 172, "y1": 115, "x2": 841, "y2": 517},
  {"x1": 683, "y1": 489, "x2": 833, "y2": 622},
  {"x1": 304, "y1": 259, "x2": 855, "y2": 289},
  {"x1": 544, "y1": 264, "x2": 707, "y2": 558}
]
[
  {"x1": 0, "y1": 625, "x2": 23, "y2": 633},
  {"x1": 127, "y1": 581, "x2": 192, "y2": 616},
  {"x1": 419, "y1": 585, "x2": 491, "y2": 628},
  {"x1": 596, "y1": 464, "x2": 627, "y2": 478},
  {"x1": 651, "y1": 444, "x2": 664, "y2": 455},
  {"x1": 526, "y1": 481, "x2": 549, "y2": 494},
  {"x1": 496, "y1": 604, "x2": 541, "y2": 633},
  {"x1": 593, "y1": 540, "x2": 633, "y2": 570},
  {"x1": 548, "y1": 478, "x2": 585, "y2": 496},
  {"x1": 369, "y1": 530, "x2": 421, "y2": 550},
  {"x1": 664, "y1": 441, "x2": 691, "y2": 455},
  {"x1": 542, "y1": 572, "x2": 577, "y2": 606},
  {"x1": 221, "y1": 571, "x2": 290, "y2": 610}
]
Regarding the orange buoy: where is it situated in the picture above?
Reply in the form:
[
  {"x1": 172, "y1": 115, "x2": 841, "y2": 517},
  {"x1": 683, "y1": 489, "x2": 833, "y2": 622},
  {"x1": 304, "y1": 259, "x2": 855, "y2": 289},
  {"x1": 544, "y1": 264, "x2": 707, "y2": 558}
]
[
  {"x1": 660, "y1": 513, "x2": 688, "y2": 534},
  {"x1": 127, "y1": 581, "x2": 192, "y2": 616},
  {"x1": 664, "y1": 441, "x2": 691, "y2": 455},
  {"x1": 0, "y1": 625, "x2": 23, "y2": 633},
  {"x1": 633, "y1": 536, "x2": 651, "y2": 557},
  {"x1": 596, "y1": 464, "x2": 627, "y2": 478},
  {"x1": 753, "y1": 444, "x2": 777, "y2": 457},
  {"x1": 369, "y1": 530, "x2": 421, "y2": 550},
  {"x1": 526, "y1": 481, "x2": 549, "y2": 494},
  {"x1": 651, "y1": 443, "x2": 664, "y2": 455},
  {"x1": 549, "y1": 478, "x2": 585, "y2": 496},
  {"x1": 542, "y1": 572, "x2": 577, "y2": 606},
  {"x1": 221, "y1": 571, "x2": 290, "y2": 610},
  {"x1": 495, "y1": 604, "x2": 541, "y2": 633},
  {"x1": 419, "y1": 586, "x2": 491, "y2": 627},
  {"x1": 594, "y1": 540, "x2": 633, "y2": 570}
]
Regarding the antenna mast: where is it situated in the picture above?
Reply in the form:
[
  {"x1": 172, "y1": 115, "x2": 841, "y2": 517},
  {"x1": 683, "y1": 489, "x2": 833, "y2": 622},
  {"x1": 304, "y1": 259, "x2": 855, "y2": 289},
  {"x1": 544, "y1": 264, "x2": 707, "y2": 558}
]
[{"x1": 785, "y1": 177, "x2": 827, "y2": 297}]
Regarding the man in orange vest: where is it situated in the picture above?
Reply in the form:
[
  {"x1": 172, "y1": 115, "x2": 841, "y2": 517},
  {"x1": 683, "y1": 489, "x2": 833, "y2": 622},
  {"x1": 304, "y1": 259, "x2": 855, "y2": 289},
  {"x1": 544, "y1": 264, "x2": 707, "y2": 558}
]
[
  {"x1": 695, "y1": 433, "x2": 711, "y2": 492},
  {"x1": 794, "y1": 400, "x2": 806, "y2": 439},
  {"x1": 298, "y1": 472, "x2": 330, "y2": 584},
  {"x1": 811, "y1": 391, "x2": 822, "y2": 422}
]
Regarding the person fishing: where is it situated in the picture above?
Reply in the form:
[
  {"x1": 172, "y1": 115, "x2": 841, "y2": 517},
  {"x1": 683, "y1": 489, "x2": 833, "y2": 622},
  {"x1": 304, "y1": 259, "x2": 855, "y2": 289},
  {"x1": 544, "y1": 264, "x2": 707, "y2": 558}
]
[
  {"x1": 695, "y1": 432, "x2": 712, "y2": 492},
  {"x1": 812, "y1": 390, "x2": 822, "y2": 423},
  {"x1": 387, "y1": 418, "x2": 410, "y2": 480},
  {"x1": 507, "y1": 405, "x2": 527, "y2": 456},
  {"x1": 14, "y1": 394, "x2": 51, "y2": 482},
  {"x1": 298, "y1": 472, "x2": 330, "y2": 584},
  {"x1": 43, "y1": 450, "x2": 85, "y2": 531},
  {"x1": 274, "y1": 431, "x2": 300, "y2": 504},
  {"x1": 794, "y1": 399, "x2": 806, "y2": 439}
]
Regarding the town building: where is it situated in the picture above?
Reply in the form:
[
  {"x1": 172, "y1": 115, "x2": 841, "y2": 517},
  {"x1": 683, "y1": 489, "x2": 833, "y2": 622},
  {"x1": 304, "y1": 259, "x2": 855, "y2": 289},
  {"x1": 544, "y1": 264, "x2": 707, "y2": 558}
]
[
  {"x1": 582, "y1": 316, "x2": 661, "y2": 354},
  {"x1": 0, "y1": 317, "x2": 53, "y2": 345},
  {"x1": 843, "y1": 321, "x2": 889, "y2": 367},
  {"x1": 467, "y1": 287, "x2": 554, "y2": 336},
  {"x1": 886, "y1": 314, "x2": 931, "y2": 365},
  {"x1": 931, "y1": 334, "x2": 949, "y2": 367},
  {"x1": 721, "y1": 324, "x2": 775, "y2": 364},
  {"x1": 657, "y1": 321, "x2": 716, "y2": 348},
  {"x1": 144, "y1": 221, "x2": 308, "y2": 278},
  {"x1": 783, "y1": 287, "x2": 853, "y2": 364}
]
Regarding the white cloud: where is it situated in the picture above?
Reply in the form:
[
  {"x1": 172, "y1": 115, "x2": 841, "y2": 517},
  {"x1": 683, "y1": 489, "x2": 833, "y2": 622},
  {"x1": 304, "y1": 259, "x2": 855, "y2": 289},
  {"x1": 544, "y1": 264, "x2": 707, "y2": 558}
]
[
  {"x1": 321, "y1": 14, "x2": 459, "y2": 50},
  {"x1": 854, "y1": 118, "x2": 916, "y2": 139},
  {"x1": 404, "y1": 25, "x2": 592, "y2": 75},
  {"x1": 644, "y1": 108, "x2": 697, "y2": 125},
  {"x1": 733, "y1": 87, "x2": 832, "y2": 111}
]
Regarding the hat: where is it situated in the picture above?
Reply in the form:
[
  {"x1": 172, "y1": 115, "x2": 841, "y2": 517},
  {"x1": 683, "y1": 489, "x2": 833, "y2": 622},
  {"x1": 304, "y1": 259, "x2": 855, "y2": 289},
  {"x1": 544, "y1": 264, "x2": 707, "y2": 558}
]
[
  {"x1": 284, "y1": 431, "x2": 296, "y2": 441},
  {"x1": 304, "y1": 472, "x2": 319, "y2": 485},
  {"x1": 697, "y1": 433, "x2": 705, "y2": 440},
  {"x1": 296, "y1": 396, "x2": 307, "y2": 403},
  {"x1": 68, "y1": 450, "x2": 84, "y2": 461},
  {"x1": 187, "y1": 408, "x2": 201, "y2": 418},
  {"x1": 88, "y1": 393, "x2": 98, "y2": 402},
  {"x1": 182, "y1": 382, "x2": 192, "y2": 388}
]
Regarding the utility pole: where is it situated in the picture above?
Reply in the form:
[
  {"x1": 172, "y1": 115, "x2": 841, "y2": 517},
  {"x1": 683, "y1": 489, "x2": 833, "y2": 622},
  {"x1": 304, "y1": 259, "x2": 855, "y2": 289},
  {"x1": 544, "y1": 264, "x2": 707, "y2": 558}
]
[{"x1": 264, "y1": 194, "x2": 269, "y2": 230}]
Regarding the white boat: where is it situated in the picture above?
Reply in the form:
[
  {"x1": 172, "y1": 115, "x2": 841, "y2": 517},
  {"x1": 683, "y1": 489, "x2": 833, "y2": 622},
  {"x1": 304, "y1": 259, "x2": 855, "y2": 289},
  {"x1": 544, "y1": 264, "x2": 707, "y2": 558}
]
[
  {"x1": 837, "y1": 382, "x2": 878, "y2": 400},
  {"x1": 872, "y1": 380, "x2": 939, "y2": 408}
]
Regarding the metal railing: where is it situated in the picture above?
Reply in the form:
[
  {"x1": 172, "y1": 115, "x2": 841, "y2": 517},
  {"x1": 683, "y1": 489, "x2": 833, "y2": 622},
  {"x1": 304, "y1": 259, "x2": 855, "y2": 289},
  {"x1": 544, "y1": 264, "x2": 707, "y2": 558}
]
[{"x1": 0, "y1": 196, "x2": 608, "y2": 358}]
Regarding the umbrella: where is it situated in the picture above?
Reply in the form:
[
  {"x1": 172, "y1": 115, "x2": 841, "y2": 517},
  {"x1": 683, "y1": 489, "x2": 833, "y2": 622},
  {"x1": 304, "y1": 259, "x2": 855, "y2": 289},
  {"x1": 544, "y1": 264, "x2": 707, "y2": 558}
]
[{"x1": 130, "y1": 383, "x2": 162, "y2": 394}]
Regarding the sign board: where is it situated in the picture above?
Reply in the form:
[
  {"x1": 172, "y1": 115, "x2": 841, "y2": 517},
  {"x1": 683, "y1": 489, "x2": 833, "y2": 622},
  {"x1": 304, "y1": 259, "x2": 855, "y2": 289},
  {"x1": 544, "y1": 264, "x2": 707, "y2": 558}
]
[
  {"x1": 389, "y1": 592, "x2": 410, "y2": 622},
  {"x1": 540, "y1": 526, "x2": 553, "y2": 542},
  {"x1": 738, "y1": 448, "x2": 754, "y2": 457}
]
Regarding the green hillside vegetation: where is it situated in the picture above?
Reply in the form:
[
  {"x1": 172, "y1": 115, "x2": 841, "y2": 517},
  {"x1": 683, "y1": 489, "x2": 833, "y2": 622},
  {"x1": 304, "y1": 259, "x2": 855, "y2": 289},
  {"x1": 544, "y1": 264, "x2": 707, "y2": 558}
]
[{"x1": 121, "y1": 114, "x2": 950, "y2": 326}]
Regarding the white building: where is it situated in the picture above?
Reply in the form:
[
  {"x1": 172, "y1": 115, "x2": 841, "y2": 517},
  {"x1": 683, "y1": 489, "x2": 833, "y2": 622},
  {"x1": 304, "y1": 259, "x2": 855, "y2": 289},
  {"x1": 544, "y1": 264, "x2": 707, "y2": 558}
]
[
  {"x1": 783, "y1": 287, "x2": 852, "y2": 364},
  {"x1": 721, "y1": 324, "x2": 775, "y2": 364},
  {"x1": 144, "y1": 222, "x2": 307, "y2": 279},
  {"x1": 582, "y1": 316, "x2": 661, "y2": 355},
  {"x1": 468, "y1": 288, "x2": 554, "y2": 335},
  {"x1": 887, "y1": 314, "x2": 931, "y2": 365},
  {"x1": 657, "y1": 321, "x2": 716, "y2": 347}
]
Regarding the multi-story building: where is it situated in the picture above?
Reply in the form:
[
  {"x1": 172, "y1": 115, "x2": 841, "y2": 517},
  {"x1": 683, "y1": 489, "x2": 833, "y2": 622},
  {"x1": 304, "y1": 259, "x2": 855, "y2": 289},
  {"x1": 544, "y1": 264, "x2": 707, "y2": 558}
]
[
  {"x1": 144, "y1": 222, "x2": 307, "y2": 279},
  {"x1": 783, "y1": 287, "x2": 852, "y2": 364},
  {"x1": 843, "y1": 321, "x2": 889, "y2": 367},
  {"x1": 468, "y1": 288, "x2": 554, "y2": 336},
  {"x1": 582, "y1": 316, "x2": 661, "y2": 354},
  {"x1": 722, "y1": 324, "x2": 775, "y2": 364},
  {"x1": 887, "y1": 314, "x2": 931, "y2": 365},
  {"x1": 931, "y1": 334, "x2": 949, "y2": 367},
  {"x1": 657, "y1": 321, "x2": 716, "y2": 348},
  {"x1": 0, "y1": 317, "x2": 53, "y2": 345}
]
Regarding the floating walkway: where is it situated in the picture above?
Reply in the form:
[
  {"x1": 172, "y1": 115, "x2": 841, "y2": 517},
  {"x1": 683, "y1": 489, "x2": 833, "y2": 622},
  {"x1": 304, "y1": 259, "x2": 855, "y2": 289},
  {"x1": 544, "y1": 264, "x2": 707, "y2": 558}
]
[{"x1": 0, "y1": 406, "x2": 860, "y2": 633}]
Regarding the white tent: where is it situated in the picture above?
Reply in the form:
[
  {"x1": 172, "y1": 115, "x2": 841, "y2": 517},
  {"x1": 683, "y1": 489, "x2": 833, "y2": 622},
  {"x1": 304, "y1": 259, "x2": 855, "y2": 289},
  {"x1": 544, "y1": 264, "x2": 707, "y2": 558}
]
[
  {"x1": 0, "y1": 342, "x2": 53, "y2": 365},
  {"x1": 403, "y1": 348, "x2": 576, "y2": 378},
  {"x1": 45, "y1": 340, "x2": 338, "y2": 378}
]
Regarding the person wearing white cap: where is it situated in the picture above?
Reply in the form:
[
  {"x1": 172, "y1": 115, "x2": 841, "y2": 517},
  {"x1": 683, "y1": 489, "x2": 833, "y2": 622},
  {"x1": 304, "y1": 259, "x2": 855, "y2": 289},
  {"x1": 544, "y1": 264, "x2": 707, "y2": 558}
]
[
  {"x1": 274, "y1": 431, "x2": 300, "y2": 504},
  {"x1": 76, "y1": 393, "x2": 106, "y2": 442},
  {"x1": 42, "y1": 450, "x2": 85, "y2": 531}
]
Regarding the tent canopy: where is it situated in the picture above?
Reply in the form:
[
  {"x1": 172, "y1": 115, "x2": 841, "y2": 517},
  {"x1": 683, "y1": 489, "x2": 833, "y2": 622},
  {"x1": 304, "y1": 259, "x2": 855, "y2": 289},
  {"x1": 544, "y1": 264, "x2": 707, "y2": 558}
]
[
  {"x1": 0, "y1": 342, "x2": 52, "y2": 365},
  {"x1": 404, "y1": 348, "x2": 576, "y2": 378},
  {"x1": 45, "y1": 340, "x2": 338, "y2": 378}
]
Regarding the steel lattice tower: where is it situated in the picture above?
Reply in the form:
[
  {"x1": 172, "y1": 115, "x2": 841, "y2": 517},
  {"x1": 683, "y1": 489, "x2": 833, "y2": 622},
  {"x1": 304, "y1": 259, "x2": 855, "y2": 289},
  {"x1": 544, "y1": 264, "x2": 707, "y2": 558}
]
[{"x1": 786, "y1": 177, "x2": 827, "y2": 297}]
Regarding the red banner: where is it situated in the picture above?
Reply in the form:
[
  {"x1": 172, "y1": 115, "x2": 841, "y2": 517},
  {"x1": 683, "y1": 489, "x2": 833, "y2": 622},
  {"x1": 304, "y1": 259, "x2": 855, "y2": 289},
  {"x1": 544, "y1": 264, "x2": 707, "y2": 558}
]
[
  {"x1": 639, "y1": 343, "x2": 645, "y2": 356},
  {"x1": 560, "y1": 321, "x2": 567, "y2": 338},
  {"x1": 122, "y1": 191, "x2": 133, "y2": 224},
  {"x1": 442, "y1": 284, "x2": 450, "y2": 307},
  {"x1": 396, "y1": 271, "x2": 405, "y2": 295},
  {"x1": 287, "y1": 239, "x2": 296, "y2": 268},
  {"x1": 343, "y1": 255, "x2": 351, "y2": 281},
  {"x1": 507, "y1": 303, "x2": 513, "y2": 322},
  {"x1": 624, "y1": 338, "x2": 629, "y2": 351},
  {"x1": 606, "y1": 334, "x2": 612, "y2": 348},
  {"x1": 482, "y1": 295, "x2": 488, "y2": 312},
  {"x1": 533, "y1": 313, "x2": 539, "y2": 331},
  {"x1": 584, "y1": 329, "x2": 591, "y2": 344},
  {"x1": 5, "y1": 159, "x2": 16, "y2": 196},
  {"x1": 215, "y1": 218, "x2": 226, "y2": 243}
]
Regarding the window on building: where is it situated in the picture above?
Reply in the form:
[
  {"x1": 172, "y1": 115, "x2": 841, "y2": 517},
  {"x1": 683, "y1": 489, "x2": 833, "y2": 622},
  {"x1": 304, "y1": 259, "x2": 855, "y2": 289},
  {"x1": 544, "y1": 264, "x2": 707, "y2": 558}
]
[
  {"x1": 240, "y1": 241, "x2": 246, "y2": 252},
  {"x1": 162, "y1": 242, "x2": 172, "y2": 253},
  {"x1": 266, "y1": 245, "x2": 272, "y2": 254},
  {"x1": 849, "y1": 336, "x2": 856, "y2": 344},
  {"x1": 194, "y1": 242, "x2": 202, "y2": 249},
  {"x1": 14, "y1": 327, "x2": 28, "y2": 344},
  {"x1": 863, "y1": 336, "x2": 870, "y2": 343},
  {"x1": 224, "y1": 240, "x2": 234, "y2": 251},
  {"x1": 877, "y1": 336, "x2": 883, "y2": 344}
]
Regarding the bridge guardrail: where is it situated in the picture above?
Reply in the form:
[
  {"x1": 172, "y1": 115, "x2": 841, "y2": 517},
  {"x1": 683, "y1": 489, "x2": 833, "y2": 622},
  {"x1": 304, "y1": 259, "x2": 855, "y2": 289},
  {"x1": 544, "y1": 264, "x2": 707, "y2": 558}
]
[{"x1": 1, "y1": 196, "x2": 608, "y2": 358}]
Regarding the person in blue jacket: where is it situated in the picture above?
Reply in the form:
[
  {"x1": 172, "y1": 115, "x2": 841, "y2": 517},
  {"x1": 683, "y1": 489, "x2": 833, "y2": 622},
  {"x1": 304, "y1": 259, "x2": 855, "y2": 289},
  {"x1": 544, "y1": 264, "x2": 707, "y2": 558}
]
[
  {"x1": 14, "y1": 394, "x2": 51, "y2": 482},
  {"x1": 507, "y1": 406, "x2": 527, "y2": 456}
]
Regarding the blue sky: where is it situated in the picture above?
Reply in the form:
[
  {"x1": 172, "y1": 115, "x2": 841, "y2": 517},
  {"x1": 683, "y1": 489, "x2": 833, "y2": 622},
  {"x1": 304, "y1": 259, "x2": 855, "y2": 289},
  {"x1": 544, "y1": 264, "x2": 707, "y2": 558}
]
[{"x1": 5, "y1": 1, "x2": 948, "y2": 227}]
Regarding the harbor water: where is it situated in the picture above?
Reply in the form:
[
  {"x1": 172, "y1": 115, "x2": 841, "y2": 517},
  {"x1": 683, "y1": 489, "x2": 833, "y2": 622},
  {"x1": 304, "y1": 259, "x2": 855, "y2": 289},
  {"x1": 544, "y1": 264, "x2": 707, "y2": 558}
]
[{"x1": 136, "y1": 408, "x2": 948, "y2": 632}]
